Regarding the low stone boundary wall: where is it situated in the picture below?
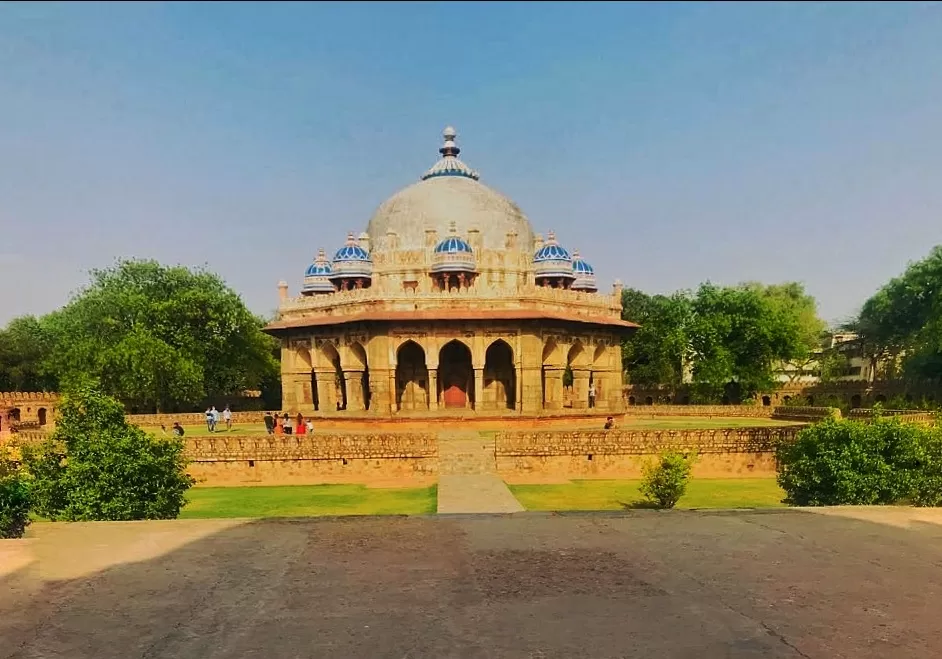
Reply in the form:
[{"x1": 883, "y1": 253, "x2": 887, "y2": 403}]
[
  {"x1": 623, "y1": 405, "x2": 773, "y2": 418},
  {"x1": 184, "y1": 432, "x2": 438, "y2": 486},
  {"x1": 127, "y1": 411, "x2": 270, "y2": 427},
  {"x1": 771, "y1": 406, "x2": 841, "y2": 422},
  {"x1": 494, "y1": 426, "x2": 804, "y2": 480},
  {"x1": 846, "y1": 409, "x2": 938, "y2": 424}
]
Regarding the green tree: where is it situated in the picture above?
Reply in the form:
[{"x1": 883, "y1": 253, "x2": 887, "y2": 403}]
[
  {"x1": 688, "y1": 282, "x2": 822, "y2": 401},
  {"x1": 639, "y1": 452, "x2": 694, "y2": 509},
  {"x1": 621, "y1": 288, "x2": 693, "y2": 389},
  {"x1": 0, "y1": 315, "x2": 58, "y2": 391},
  {"x1": 43, "y1": 259, "x2": 279, "y2": 411},
  {"x1": 856, "y1": 246, "x2": 942, "y2": 382},
  {"x1": 23, "y1": 384, "x2": 195, "y2": 521}
]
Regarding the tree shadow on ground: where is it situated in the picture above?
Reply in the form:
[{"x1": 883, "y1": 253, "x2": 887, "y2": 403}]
[{"x1": 618, "y1": 499, "x2": 661, "y2": 510}]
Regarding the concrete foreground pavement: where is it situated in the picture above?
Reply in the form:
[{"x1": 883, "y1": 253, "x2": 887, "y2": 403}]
[{"x1": 3, "y1": 508, "x2": 942, "y2": 658}]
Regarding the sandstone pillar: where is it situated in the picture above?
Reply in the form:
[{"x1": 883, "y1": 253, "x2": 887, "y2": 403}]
[
  {"x1": 572, "y1": 369, "x2": 591, "y2": 410},
  {"x1": 428, "y1": 370, "x2": 439, "y2": 411},
  {"x1": 543, "y1": 367, "x2": 565, "y2": 411},
  {"x1": 515, "y1": 365, "x2": 523, "y2": 413},
  {"x1": 368, "y1": 368, "x2": 393, "y2": 416},
  {"x1": 313, "y1": 369, "x2": 336, "y2": 412},
  {"x1": 343, "y1": 370, "x2": 365, "y2": 412},
  {"x1": 474, "y1": 368, "x2": 484, "y2": 411},
  {"x1": 520, "y1": 366, "x2": 542, "y2": 415}
]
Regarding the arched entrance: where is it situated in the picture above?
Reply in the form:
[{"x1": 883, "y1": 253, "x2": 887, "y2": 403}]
[
  {"x1": 396, "y1": 341, "x2": 428, "y2": 411},
  {"x1": 321, "y1": 343, "x2": 347, "y2": 411},
  {"x1": 851, "y1": 394, "x2": 862, "y2": 409},
  {"x1": 484, "y1": 339, "x2": 515, "y2": 411},
  {"x1": 38, "y1": 408, "x2": 47, "y2": 425},
  {"x1": 439, "y1": 340, "x2": 473, "y2": 409}
]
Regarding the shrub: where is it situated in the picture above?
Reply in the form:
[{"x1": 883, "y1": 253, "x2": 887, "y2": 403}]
[
  {"x1": 640, "y1": 452, "x2": 694, "y2": 509},
  {"x1": 0, "y1": 448, "x2": 31, "y2": 539},
  {"x1": 777, "y1": 417, "x2": 942, "y2": 506},
  {"x1": 22, "y1": 385, "x2": 194, "y2": 521}
]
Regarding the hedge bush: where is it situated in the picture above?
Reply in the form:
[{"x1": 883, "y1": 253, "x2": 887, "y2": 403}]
[
  {"x1": 22, "y1": 385, "x2": 195, "y2": 521},
  {"x1": 0, "y1": 449, "x2": 31, "y2": 539},
  {"x1": 640, "y1": 452, "x2": 694, "y2": 509},
  {"x1": 777, "y1": 417, "x2": 942, "y2": 506}
]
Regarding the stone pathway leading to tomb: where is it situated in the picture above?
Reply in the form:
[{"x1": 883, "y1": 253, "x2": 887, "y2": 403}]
[{"x1": 436, "y1": 431, "x2": 525, "y2": 514}]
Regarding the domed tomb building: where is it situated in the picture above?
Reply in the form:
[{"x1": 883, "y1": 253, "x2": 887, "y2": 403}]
[{"x1": 265, "y1": 128, "x2": 636, "y2": 417}]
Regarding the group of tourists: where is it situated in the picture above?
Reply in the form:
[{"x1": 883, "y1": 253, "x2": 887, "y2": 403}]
[
  {"x1": 204, "y1": 405, "x2": 233, "y2": 432},
  {"x1": 263, "y1": 411, "x2": 313, "y2": 436}
]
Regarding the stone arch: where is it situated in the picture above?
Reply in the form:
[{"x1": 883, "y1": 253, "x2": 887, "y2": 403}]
[
  {"x1": 542, "y1": 338, "x2": 562, "y2": 366},
  {"x1": 439, "y1": 340, "x2": 474, "y2": 409},
  {"x1": 644, "y1": 396, "x2": 653, "y2": 406},
  {"x1": 628, "y1": 396, "x2": 636, "y2": 406},
  {"x1": 875, "y1": 394, "x2": 886, "y2": 404},
  {"x1": 296, "y1": 346, "x2": 313, "y2": 370},
  {"x1": 9, "y1": 407, "x2": 20, "y2": 422},
  {"x1": 38, "y1": 407, "x2": 47, "y2": 425},
  {"x1": 320, "y1": 342, "x2": 347, "y2": 411},
  {"x1": 484, "y1": 339, "x2": 515, "y2": 411},
  {"x1": 851, "y1": 394, "x2": 862, "y2": 409},
  {"x1": 761, "y1": 395, "x2": 771, "y2": 407},
  {"x1": 567, "y1": 341, "x2": 589, "y2": 368},
  {"x1": 396, "y1": 340, "x2": 428, "y2": 412},
  {"x1": 348, "y1": 341, "x2": 371, "y2": 411}
]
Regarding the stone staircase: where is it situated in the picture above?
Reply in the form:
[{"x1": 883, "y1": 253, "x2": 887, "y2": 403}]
[
  {"x1": 437, "y1": 431, "x2": 497, "y2": 476},
  {"x1": 436, "y1": 431, "x2": 524, "y2": 514}
]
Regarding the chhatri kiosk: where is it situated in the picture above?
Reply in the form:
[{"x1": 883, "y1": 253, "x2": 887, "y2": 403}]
[{"x1": 265, "y1": 127, "x2": 636, "y2": 418}]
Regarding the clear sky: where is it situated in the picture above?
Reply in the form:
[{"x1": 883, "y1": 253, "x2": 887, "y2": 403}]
[{"x1": 2, "y1": 2, "x2": 941, "y2": 326}]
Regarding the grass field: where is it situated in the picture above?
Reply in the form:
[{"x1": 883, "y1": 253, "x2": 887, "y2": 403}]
[
  {"x1": 509, "y1": 478, "x2": 786, "y2": 511},
  {"x1": 179, "y1": 484, "x2": 438, "y2": 518}
]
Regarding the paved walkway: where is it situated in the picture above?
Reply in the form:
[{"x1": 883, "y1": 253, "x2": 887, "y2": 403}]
[
  {"x1": 436, "y1": 431, "x2": 525, "y2": 514},
  {"x1": 5, "y1": 509, "x2": 942, "y2": 658}
]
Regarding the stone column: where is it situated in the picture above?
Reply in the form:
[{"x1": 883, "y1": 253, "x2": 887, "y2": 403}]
[
  {"x1": 343, "y1": 370, "x2": 365, "y2": 412},
  {"x1": 543, "y1": 367, "x2": 565, "y2": 411},
  {"x1": 367, "y1": 368, "x2": 393, "y2": 416},
  {"x1": 428, "y1": 370, "x2": 439, "y2": 411},
  {"x1": 520, "y1": 366, "x2": 542, "y2": 415},
  {"x1": 515, "y1": 365, "x2": 524, "y2": 412},
  {"x1": 572, "y1": 369, "x2": 591, "y2": 410},
  {"x1": 313, "y1": 369, "x2": 336, "y2": 412},
  {"x1": 474, "y1": 368, "x2": 485, "y2": 411}
]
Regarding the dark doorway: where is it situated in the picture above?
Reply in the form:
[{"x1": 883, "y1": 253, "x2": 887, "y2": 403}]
[
  {"x1": 439, "y1": 340, "x2": 474, "y2": 409},
  {"x1": 484, "y1": 340, "x2": 515, "y2": 411},
  {"x1": 396, "y1": 341, "x2": 428, "y2": 411}
]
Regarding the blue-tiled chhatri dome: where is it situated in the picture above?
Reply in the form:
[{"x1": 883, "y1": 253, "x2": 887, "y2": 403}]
[
  {"x1": 329, "y1": 232, "x2": 373, "y2": 283},
  {"x1": 421, "y1": 126, "x2": 480, "y2": 181},
  {"x1": 301, "y1": 248, "x2": 335, "y2": 295},
  {"x1": 570, "y1": 250, "x2": 598, "y2": 292},
  {"x1": 533, "y1": 231, "x2": 576, "y2": 286},
  {"x1": 431, "y1": 222, "x2": 476, "y2": 274}
]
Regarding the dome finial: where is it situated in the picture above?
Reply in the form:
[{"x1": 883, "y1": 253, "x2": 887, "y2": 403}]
[
  {"x1": 547, "y1": 230, "x2": 557, "y2": 244},
  {"x1": 440, "y1": 126, "x2": 460, "y2": 158},
  {"x1": 449, "y1": 220, "x2": 458, "y2": 234}
]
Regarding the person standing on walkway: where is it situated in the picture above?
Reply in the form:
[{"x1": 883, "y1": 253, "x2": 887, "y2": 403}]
[
  {"x1": 223, "y1": 405, "x2": 232, "y2": 431},
  {"x1": 210, "y1": 406, "x2": 220, "y2": 432},
  {"x1": 263, "y1": 411, "x2": 274, "y2": 435},
  {"x1": 205, "y1": 407, "x2": 214, "y2": 432},
  {"x1": 588, "y1": 382, "x2": 597, "y2": 409}
]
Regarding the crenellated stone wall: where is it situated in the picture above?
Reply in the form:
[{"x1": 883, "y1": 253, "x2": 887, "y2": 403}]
[
  {"x1": 126, "y1": 411, "x2": 272, "y2": 428},
  {"x1": 494, "y1": 426, "x2": 803, "y2": 481},
  {"x1": 624, "y1": 405, "x2": 774, "y2": 418},
  {"x1": 184, "y1": 432, "x2": 438, "y2": 486},
  {"x1": 770, "y1": 406, "x2": 841, "y2": 422},
  {"x1": 0, "y1": 391, "x2": 58, "y2": 433}
]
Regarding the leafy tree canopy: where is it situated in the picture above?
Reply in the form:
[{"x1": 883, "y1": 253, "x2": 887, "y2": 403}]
[
  {"x1": 622, "y1": 281, "x2": 826, "y2": 401},
  {"x1": 0, "y1": 315, "x2": 58, "y2": 391},
  {"x1": 856, "y1": 246, "x2": 942, "y2": 381},
  {"x1": 41, "y1": 259, "x2": 279, "y2": 411}
]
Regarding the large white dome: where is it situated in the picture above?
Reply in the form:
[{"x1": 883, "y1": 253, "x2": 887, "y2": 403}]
[{"x1": 365, "y1": 127, "x2": 535, "y2": 253}]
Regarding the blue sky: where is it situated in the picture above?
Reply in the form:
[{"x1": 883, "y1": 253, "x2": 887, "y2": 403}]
[{"x1": 2, "y1": 2, "x2": 941, "y2": 325}]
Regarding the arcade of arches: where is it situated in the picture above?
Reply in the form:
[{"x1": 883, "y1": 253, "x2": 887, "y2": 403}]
[{"x1": 277, "y1": 325, "x2": 624, "y2": 416}]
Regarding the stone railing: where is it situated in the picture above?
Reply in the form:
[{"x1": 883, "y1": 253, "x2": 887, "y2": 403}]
[
  {"x1": 623, "y1": 405, "x2": 774, "y2": 418},
  {"x1": 184, "y1": 432, "x2": 438, "y2": 462},
  {"x1": 771, "y1": 406, "x2": 841, "y2": 422},
  {"x1": 278, "y1": 283, "x2": 620, "y2": 317},
  {"x1": 495, "y1": 426, "x2": 802, "y2": 458}
]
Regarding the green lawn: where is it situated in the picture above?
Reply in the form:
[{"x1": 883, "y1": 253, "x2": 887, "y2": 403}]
[
  {"x1": 509, "y1": 478, "x2": 786, "y2": 511},
  {"x1": 179, "y1": 484, "x2": 438, "y2": 518}
]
